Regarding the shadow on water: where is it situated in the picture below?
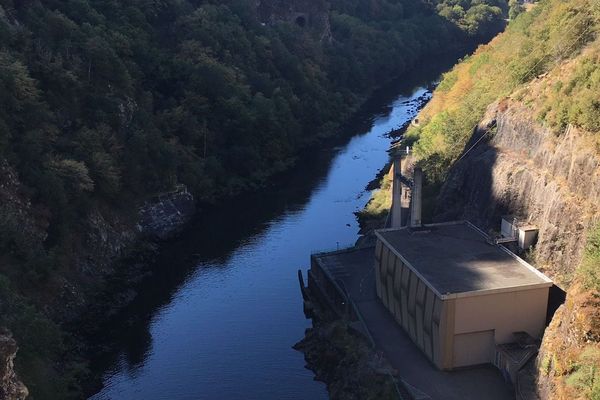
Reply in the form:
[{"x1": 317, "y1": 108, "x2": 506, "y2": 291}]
[
  {"x1": 84, "y1": 144, "x2": 341, "y2": 382},
  {"x1": 84, "y1": 51, "x2": 467, "y2": 398}
]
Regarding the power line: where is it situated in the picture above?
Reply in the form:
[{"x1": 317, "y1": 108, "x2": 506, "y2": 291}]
[{"x1": 454, "y1": 124, "x2": 495, "y2": 164}]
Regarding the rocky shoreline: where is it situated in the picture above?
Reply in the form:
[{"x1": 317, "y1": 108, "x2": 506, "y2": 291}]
[
  {"x1": 292, "y1": 86, "x2": 438, "y2": 400},
  {"x1": 294, "y1": 294, "x2": 402, "y2": 400},
  {"x1": 0, "y1": 332, "x2": 27, "y2": 400},
  {"x1": 0, "y1": 162, "x2": 197, "y2": 398}
]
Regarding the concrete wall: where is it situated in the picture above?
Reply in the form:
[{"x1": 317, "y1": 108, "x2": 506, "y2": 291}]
[
  {"x1": 375, "y1": 238, "x2": 450, "y2": 368},
  {"x1": 453, "y1": 330, "x2": 495, "y2": 368},
  {"x1": 454, "y1": 288, "x2": 549, "y2": 345},
  {"x1": 309, "y1": 255, "x2": 351, "y2": 318},
  {"x1": 375, "y1": 237, "x2": 550, "y2": 370}
]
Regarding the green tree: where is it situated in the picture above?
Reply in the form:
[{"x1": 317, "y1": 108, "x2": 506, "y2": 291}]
[{"x1": 508, "y1": 0, "x2": 525, "y2": 19}]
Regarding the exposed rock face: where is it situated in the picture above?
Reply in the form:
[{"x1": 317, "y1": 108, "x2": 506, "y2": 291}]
[
  {"x1": 0, "y1": 332, "x2": 28, "y2": 400},
  {"x1": 80, "y1": 209, "x2": 137, "y2": 275},
  {"x1": 54, "y1": 208, "x2": 139, "y2": 322},
  {"x1": 50, "y1": 184, "x2": 195, "y2": 322},
  {"x1": 435, "y1": 101, "x2": 600, "y2": 399},
  {"x1": 294, "y1": 302, "x2": 399, "y2": 400},
  {"x1": 256, "y1": 0, "x2": 331, "y2": 41},
  {"x1": 436, "y1": 101, "x2": 600, "y2": 281},
  {"x1": 137, "y1": 184, "x2": 195, "y2": 240},
  {"x1": 1, "y1": 156, "x2": 197, "y2": 391},
  {"x1": 0, "y1": 160, "x2": 48, "y2": 257},
  {"x1": 536, "y1": 285, "x2": 600, "y2": 399}
]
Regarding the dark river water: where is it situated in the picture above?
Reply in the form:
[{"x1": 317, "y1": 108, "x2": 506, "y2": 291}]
[{"x1": 87, "y1": 60, "x2": 455, "y2": 400}]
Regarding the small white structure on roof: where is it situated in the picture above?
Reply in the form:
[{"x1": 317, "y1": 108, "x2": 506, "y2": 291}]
[{"x1": 500, "y1": 216, "x2": 539, "y2": 250}]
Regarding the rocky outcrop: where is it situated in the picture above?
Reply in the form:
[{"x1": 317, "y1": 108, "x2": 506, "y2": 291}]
[
  {"x1": 59, "y1": 184, "x2": 194, "y2": 320},
  {"x1": 536, "y1": 284, "x2": 600, "y2": 399},
  {"x1": 0, "y1": 332, "x2": 27, "y2": 400},
  {"x1": 435, "y1": 101, "x2": 600, "y2": 399},
  {"x1": 436, "y1": 101, "x2": 600, "y2": 281},
  {"x1": 76, "y1": 184, "x2": 194, "y2": 278},
  {"x1": 137, "y1": 184, "x2": 195, "y2": 240},
  {"x1": 256, "y1": 0, "x2": 331, "y2": 41},
  {"x1": 80, "y1": 209, "x2": 137, "y2": 275},
  {"x1": 53, "y1": 208, "x2": 139, "y2": 322},
  {"x1": 0, "y1": 160, "x2": 48, "y2": 260},
  {"x1": 294, "y1": 302, "x2": 400, "y2": 400}
]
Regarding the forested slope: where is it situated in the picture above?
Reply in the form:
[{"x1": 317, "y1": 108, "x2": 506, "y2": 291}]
[
  {"x1": 393, "y1": 0, "x2": 600, "y2": 398},
  {"x1": 0, "y1": 0, "x2": 509, "y2": 398}
]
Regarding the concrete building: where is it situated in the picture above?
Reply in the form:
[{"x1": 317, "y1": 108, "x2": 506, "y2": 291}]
[
  {"x1": 302, "y1": 160, "x2": 554, "y2": 397},
  {"x1": 374, "y1": 221, "x2": 553, "y2": 370},
  {"x1": 499, "y1": 216, "x2": 539, "y2": 250},
  {"x1": 387, "y1": 148, "x2": 423, "y2": 229}
]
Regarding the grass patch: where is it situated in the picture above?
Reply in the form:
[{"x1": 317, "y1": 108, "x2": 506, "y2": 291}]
[
  {"x1": 407, "y1": 0, "x2": 600, "y2": 183},
  {"x1": 578, "y1": 225, "x2": 600, "y2": 292},
  {"x1": 565, "y1": 346, "x2": 600, "y2": 399},
  {"x1": 355, "y1": 171, "x2": 392, "y2": 231}
]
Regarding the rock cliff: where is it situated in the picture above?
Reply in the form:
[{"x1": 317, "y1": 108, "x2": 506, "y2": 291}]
[
  {"x1": 256, "y1": 0, "x2": 331, "y2": 40},
  {"x1": 435, "y1": 100, "x2": 600, "y2": 399},
  {"x1": 436, "y1": 101, "x2": 600, "y2": 281},
  {"x1": 137, "y1": 185, "x2": 196, "y2": 240},
  {"x1": 43, "y1": 183, "x2": 195, "y2": 324},
  {"x1": 0, "y1": 332, "x2": 27, "y2": 400},
  {"x1": 0, "y1": 157, "x2": 196, "y2": 395}
]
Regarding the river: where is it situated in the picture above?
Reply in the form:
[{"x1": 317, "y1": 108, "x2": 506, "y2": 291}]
[{"x1": 87, "y1": 60, "x2": 454, "y2": 400}]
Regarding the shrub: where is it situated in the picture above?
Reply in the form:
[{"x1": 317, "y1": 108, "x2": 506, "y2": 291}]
[
  {"x1": 565, "y1": 346, "x2": 600, "y2": 399},
  {"x1": 579, "y1": 225, "x2": 600, "y2": 292},
  {"x1": 408, "y1": 0, "x2": 600, "y2": 183}
]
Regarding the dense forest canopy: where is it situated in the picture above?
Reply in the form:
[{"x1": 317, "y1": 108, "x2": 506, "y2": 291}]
[
  {"x1": 0, "y1": 0, "x2": 508, "y2": 268},
  {"x1": 0, "y1": 0, "x2": 508, "y2": 397},
  {"x1": 434, "y1": 0, "x2": 508, "y2": 35}
]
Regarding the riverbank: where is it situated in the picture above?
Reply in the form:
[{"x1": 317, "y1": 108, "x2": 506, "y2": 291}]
[
  {"x1": 82, "y1": 59, "x2": 466, "y2": 399},
  {"x1": 291, "y1": 78, "x2": 441, "y2": 400},
  {"x1": 0, "y1": 0, "x2": 515, "y2": 396},
  {"x1": 349, "y1": 2, "x2": 600, "y2": 398},
  {"x1": 293, "y1": 298, "x2": 400, "y2": 400}
]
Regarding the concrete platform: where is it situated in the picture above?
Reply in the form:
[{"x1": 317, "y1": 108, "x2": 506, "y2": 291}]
[
  {"x1": 313, "y1": 247, "x2": 513, "y2": 400},
  {"x1": 377, "y1": 221, "x2": 551, "y2": 296}
]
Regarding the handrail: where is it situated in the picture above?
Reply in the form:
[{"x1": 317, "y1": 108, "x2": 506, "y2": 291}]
[
  {"x1": 311, "y1": 250, "x2": 413, "y2": 400},
  {"x1": 346, "y1": 293, "x2": 413, "y2": 400},
  {"x1": 310, "y1": 243, "x2": 356, "y2": 255}
]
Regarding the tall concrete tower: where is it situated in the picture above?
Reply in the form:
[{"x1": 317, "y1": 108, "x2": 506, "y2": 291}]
[
  {"x1": 410, "y1": 167, "x2": 423, "y2": 227},
  {"x1": 390, "y1": 155, "x2": 404, "y2": 228}
]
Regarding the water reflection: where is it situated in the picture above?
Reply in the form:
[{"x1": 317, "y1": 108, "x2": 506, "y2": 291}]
[{"x1": 88, "y1": 59, "x2": 455, "y2": 400}]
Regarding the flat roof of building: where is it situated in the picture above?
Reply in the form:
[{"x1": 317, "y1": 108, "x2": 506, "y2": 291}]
[
  {"x1": 312, "y1": 246, "x2": 376, "y2": 303},
  {"x1": 375, "y1": 221, "x2": 552, "y2": 298}
]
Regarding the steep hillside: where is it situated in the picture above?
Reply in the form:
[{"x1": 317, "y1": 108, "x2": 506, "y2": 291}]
[
  {"x1": 398, "y1": 0, "x2": 600, "y2": 398},
  {"x1": 0, "y1": 0, "x2": 513, "y2": 398}
]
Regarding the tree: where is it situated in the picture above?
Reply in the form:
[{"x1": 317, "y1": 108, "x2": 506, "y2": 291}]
[
  {"x1": 48, "y1": 159, "x2": 94, "y2": 193},
  {"x1": 508, "y1": 0, "x2": 525, "y2": 19}
]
